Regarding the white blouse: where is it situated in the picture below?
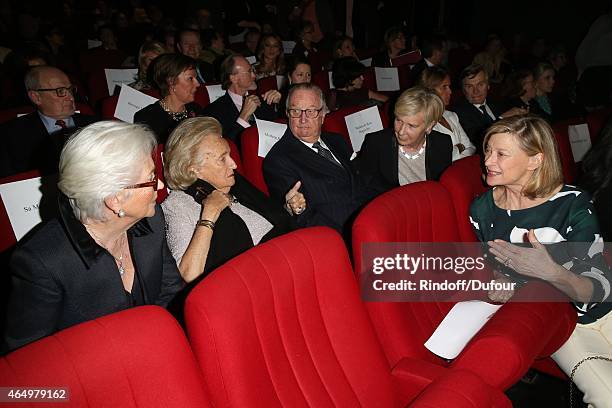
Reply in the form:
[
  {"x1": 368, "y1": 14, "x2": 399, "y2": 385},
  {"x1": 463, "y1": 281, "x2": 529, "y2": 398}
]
[{"x1": 433, "y1": 110, "x2": 476, "y2": 161}]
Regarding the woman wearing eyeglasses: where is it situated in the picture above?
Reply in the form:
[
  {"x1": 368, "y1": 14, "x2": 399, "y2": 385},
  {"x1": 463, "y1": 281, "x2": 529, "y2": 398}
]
[
  {"x1": 3, "y1": 121, "x2": 184, "y2": 353},
  {"x1": 162, "y1": 117, "x2": 302, "y2": 284}
]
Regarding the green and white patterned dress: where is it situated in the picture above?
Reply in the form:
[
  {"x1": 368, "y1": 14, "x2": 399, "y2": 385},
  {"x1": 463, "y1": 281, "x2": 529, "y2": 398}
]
[{"x1": 469, "y1": 184, "x2": 611, "y2": 323}]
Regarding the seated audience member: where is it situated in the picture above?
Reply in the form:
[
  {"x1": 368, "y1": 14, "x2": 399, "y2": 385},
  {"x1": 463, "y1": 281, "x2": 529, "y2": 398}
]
[
  {"x1": 162, "y1": 117, "x2": 300, "y2": 282},
  {"x1": 470, "y1": 115, "x2": 612, "y2": 408},
  {"x1": 240, "y1": 29, "x2": 261, "y2": 57},
  {"x1": 0, "y1": 66, "x2": 97, "y2": 177},
  {"x1": 292, "y1": 21, "x2": 321, "y2": 67},
  {"x1": 418, "y1": 66, "x2": 475, "y2": 161},
  {"x1": 472, "y1": 34, "x2": 510, "y2": 84},
  {"x1": 253, "y1": 34, "x2": 285, "y2": 80},
  {"x1": 410, "y1": 34, "x2": 447, "y2": 82},
  {"x1": 263, "y1": 83, "x2": 371, "y2": 236},
  {"x1": 3, "y1": 121, "x2": 183, "y2": 352},
  {"x1": 1, "y1": 46, "x2": 50, "y2": 107},
  {"x1": 333, "y1": 36, "x2": 358, "y2": 60},
  {"x1": 579, "y1": 118, "x2": 612, "y2": 241},
  {"x1": 328, "y1": 57, "x2": 388, "y2": 111},
  {"x1": 500, "y1": 69, "x2": 552, "y2": 120},
  {"x1": 356, "y1": 87, "x2": 452, "y2": 194},
  {"x1": 129, "y1": 40, "x2": 165, "y2": 92},
  {"x1": 176, "y1": 29, "x2": 215, "y2": 83},
  {"x1": 532, "y1": 62, "x2": 556, "y2": 122},
  {"x1": 372, "y1": 26, "x2": 407, "y2": 67},
  {"x1": 134, "y1": 54, "x2": 203, "y2": 144},
  {"x1": 204, "y1": 55, "x2": 280, "y2": 145},
  {"x1": 279, "y1": 56, "x2": 312, "y2": 116},
  {"x1": 200, "y1": 29, "x2": 232, "y2": 81},
  {"x1": 452, "y1": 64, "x2": 527, "y2": 154}
]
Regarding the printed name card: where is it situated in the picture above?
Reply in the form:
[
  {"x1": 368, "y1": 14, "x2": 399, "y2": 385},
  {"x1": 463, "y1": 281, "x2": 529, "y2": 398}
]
[
  {"x1": 205, "y1": 84, "x2": 225, "y2": 103},
  {"x1": 228, "y1": 29, "x2": 247, "y2": 44},
  {"x1": 568, "y1": 123, "x2": 592, "y2": 162},
  {"x1": 282, "y1": 41, "x2": 296, "y2": 55},
  {"x1": 245, "y1": 55, "x2": 257, "y2": 65},
  {"x1": 344, "y1": 106, "x2": 384, "y2": 151},
  {"x1": 360, "y1": 57, "x2": 373, "y2": 67},
  {"x1": 374, "y1": 67, "x2": 400, "y2": 91},
  {"x1": 104, "y1": 68, "x2": 138, "y2": 96},
  {"x1": 0, "y1": 176, "x2": 45, "y2": 240},
  {"x1": 328, "y1": 71, "x2": 335, "y2": 89},
  {"x1": 114, "y1": 84, "x2": 158, "y2": 123},
  {"x1": 256, "y1": 119, "x2": 287, "y2": 157},
  {"x1": 87, "y1": 39, "x2": 102, "y2": 49},
  {"x1": 276, "y1": 75, "x2": 287, "y2": 90}
]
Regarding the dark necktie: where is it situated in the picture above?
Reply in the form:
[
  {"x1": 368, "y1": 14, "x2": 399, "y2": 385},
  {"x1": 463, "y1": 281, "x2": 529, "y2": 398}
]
[
  {"x1": 55, "y1": 119, "x2": 67, "y2": 129},
  {"x1": 312, "y1": 141, "x2": 341, "y2": 167},
  {"x1": 479, "y1": 105, "x2": 493, "y2": 124}
]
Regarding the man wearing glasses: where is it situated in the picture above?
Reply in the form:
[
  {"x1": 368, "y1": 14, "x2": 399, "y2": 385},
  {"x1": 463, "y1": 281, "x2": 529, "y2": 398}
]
[
  {"x1": 0, "y1": 66, "x2": 97, "y2": 177},
  {"x1": 204, "y1": 55, "x2": 280, "y2": 146},
  {"x1": 263, "y1": 83, "x2": 370, "y2": 237}
]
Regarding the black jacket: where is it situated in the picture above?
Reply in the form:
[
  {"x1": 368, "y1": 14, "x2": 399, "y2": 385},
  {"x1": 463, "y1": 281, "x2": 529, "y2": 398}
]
[{"x1": 451, "y1": 99, "x2": 502, "y2": 153}]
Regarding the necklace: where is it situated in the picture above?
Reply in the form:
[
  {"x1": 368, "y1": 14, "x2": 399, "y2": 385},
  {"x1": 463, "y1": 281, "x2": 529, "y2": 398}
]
[
  {"x1": 86, "y1": 226, "x2": 127, "y2": 276},
  {"x1": 399, "y1": 141, "x2": 426, "y2": 160},
  {"x1": 159, "y1": 98, "x2": 189, "y2": 122}
]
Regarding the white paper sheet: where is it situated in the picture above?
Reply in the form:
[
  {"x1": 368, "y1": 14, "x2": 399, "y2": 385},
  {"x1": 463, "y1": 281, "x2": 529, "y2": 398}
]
[
  {"x1": 328, "y1": 71, "x2": 335, "y2": 89},
  {"x1": 87, "y1": 39, "x2": 102, "y2": 49},
  {"x1": 568, "y1": 123, "x2": 592, "y2": 162},
  {"x1": 0, "y1": 177, "x2": 44, "y2": 240},
  {"x1": 246, "y1": 55, "x2": 257, "y2": 65},
  {"x1": 360, "y1": 58, "x2": 373, "y2": 67},
  {"x1": 374, "y1": 67, "x2": 400, "y2": 91},
  {"x1": 104, "y1": 68, "x2": 138, "y2": 96},
  {"x1": 344, "y1": 106, "x2": 384, "y2": 152},
  {"x1": 282, "y1": 41, "x2": 296, "y2": 55},
  {"x1": 256, "y1": 119, "x2": 287, "y2": 158},
  {"x1": 228, "y1": 29, "x2": 247, "y2": 44},
  {"x1": 276, "y1": 75, "x2": 287, "y2": 90},
  {"x1": 424, "y1": 300, "x2": 502, "y2": 360},
  {"x1": 205, "y1": 84, "x2": 225, "y2": 103},
  {"x1": 114, "y1": 84, "x2": 158, "y2": 123}
]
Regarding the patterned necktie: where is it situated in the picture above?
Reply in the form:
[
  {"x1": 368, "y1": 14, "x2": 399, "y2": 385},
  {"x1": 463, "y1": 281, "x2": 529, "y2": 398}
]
[
  {"x1": 479, "y1": 105, "x2": 493, "y2": 124},
  {"x1": 312, "y1": 141, "x2": 341, "y2": 167},
  {"x1": 55, "y1": 119, "x2": 67, "y2": 129}
]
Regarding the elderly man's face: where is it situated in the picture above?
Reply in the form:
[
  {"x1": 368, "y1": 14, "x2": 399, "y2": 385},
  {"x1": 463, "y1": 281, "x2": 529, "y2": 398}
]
[
  {"x1": 179, "y1": 32, "x2": 201, "y2": 59},
  {"x1": 462, "y1": 71, "x2": 489, "y2": 105},
  {"x1": 287, "y1": 89, "x2": 326, "y2": 144},
  {"x1": 229, "y1": 57, "x2": 257, "y2": 94},
  {"x1": 29, "y1": 68, "x2": 75, "y2": 119}
]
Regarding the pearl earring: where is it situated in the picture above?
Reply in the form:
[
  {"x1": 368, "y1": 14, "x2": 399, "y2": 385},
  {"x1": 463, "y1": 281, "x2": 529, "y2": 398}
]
[{"x1": 118, "y1": 209, "x2": 126, "y2": 218}]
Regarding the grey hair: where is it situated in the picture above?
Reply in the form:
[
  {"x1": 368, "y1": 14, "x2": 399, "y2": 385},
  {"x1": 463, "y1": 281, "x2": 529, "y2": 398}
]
[
  {"x1": 58, "y1": 121, "x2": 157, "y2": 222},
  {"x1": 286, "y1": 82, "x2": 329, "y2": 114}
]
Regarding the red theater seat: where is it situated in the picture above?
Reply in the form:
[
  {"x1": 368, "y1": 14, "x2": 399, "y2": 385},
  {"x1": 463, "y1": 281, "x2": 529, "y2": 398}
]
[
  {"x1": 240, "y1": 125, "x2": 270, "y2": 195},
  {"x1": 184, "y1": 227, "x2": 511, "y2": 407},
  {"x1": 552, "y1": 118, "x2": 589, "y2": 184},
  {"x1": 586, "y1": 106, "x2": 612, "y2": 141},
  {"x1": 352, "y1": 181, "x2": 576, "y2": 390},
  {"x1": 0, "y1": 170, "x2": 42, "y2": 252},
  {"x1": 0, "y1": 306, "x2": 213, "y2": 408}
]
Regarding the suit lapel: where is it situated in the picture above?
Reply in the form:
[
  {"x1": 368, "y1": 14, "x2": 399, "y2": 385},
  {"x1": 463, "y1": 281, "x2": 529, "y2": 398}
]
[{"x1": 285, "y1": 133, "x2": 350, "y2": 179}]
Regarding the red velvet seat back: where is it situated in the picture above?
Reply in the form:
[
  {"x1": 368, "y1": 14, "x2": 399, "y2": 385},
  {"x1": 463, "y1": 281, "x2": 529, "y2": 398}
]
[
  {"x1": 439, "y1": 155, "x2": 489, "y2": 242},
  {"x1": 352, "y1": 182, "x2": 460, "y2": 367},
  {"x1": 240, "y1": 125, "x2": 270, "y2": 195},
  {"x1": 0, "y1": 306, "x2": 212, "y2": 408},
  {"x1": 552, "y1": 118, "x2": 588, "y2": 184},
  {"x1": 185, "y1": 227, "x2": 396, "y2": 408},
  {"x1": 586, "y1": 106, "x2": 612, "y2": 141}
]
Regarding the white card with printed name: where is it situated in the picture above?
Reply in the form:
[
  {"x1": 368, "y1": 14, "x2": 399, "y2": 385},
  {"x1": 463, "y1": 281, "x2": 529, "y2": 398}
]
[
  {"x1": 328, "y1": 71, "x2": 335, "y2": 89},
  {"x1": 256, "y1": 119, "x2": 287, "y2": 158},
  {"x1": 568, "y1": 123, "x2": 591, "y2": 162},
  {"x1": 245, "y1": 55, "x2": 257, "y2": 65},
  {"x1": 344, "y1": 106, "x2": 384, "y2": 152},
  {"x1": 360, "y1": 57, "x2": 373, "y2": 67},
  {"x1": 425, "y1": 300, "x2": 502, "y2": 359},
  {"x1": 205, "y1": 84, "x2": 225, "y2": 103},
  {"x1": 104, "y1": 69, "x2": 138, "y2": 96},
  {"x1": 114, "y1": 84, "x2": 158, "y2": 123},
  {"x1": 374, "y1": 67, "x2": 400, "y2": 91},
  {"x1": 0, "y1": 177, "x2": 45, "y2": 240},
  {"x1": 282, "y1": 41, "x2": 296, "y2": 55}
]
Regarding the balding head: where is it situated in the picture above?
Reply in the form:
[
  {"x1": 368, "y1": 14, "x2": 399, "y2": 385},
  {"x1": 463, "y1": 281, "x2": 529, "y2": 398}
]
[{"x1": 26, "y1": 66, "x2": 76, "y2": 119}]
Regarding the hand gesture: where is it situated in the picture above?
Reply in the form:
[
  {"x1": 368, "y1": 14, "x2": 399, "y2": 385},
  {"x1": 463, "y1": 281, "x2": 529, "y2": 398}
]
[
  {"x1": 239, "y1": 94, "x2": 261, "y2": 121},
  {"x1": 201, "y1": 190, "x2": 232, "y2": 221},
  {"x1": 262, "y1": 90, "x2": 281, "y2": 104},
  {"x1": 284, "y1": 181, "x2": 307, "y2": 215},
  {"x1": 487, "y1": 272, "x2": 515, "y2": 303}
]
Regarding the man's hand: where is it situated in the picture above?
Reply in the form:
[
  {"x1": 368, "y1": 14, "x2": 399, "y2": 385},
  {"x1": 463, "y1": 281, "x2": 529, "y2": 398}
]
[
  {"x1": 239, "y1": 94, "x2": 261, "y2": 121},
  {"x1": 284, "y1": 181, "x2": 306, "y2": 215},
  {"x1": 262, "y1": 90, "x2": 281, "y2": 104}
]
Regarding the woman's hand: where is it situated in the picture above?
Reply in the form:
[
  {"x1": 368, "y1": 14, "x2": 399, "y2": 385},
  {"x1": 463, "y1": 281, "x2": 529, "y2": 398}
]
[
  {"x1": 201, "y1": 190, "x2": 231, "y2": 221},
  {"x1": 487, "y1": 272, "x2": 515, "y2": 303},
  {"x1": 284, "y1": 181, "x2": 307, "y2": 215}
]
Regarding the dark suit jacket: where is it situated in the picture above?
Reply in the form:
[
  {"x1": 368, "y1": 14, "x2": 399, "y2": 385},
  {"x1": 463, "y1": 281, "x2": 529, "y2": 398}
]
[
  {"x1": 203, "y1": 92, "x2": 278, "y2": 146},
  {"x1": 263, "y1": 129, "x2": 370, "y2": 234},
  {"x1": 410, "y1": 59, "x2": 429, "y2": 83},
  {"x1": 0, "y1": 112, "x2": 98, "y2": 178},
  {"x1": 451, "y1": 99, "x2": 502, "y2": 154},
  {"x1": 133, "y1": 102, "x2": 203, "y2": 144},
  {"x1": 355, "y1": 128, "x2": 453, "y2": 194},
  {"x1": 3, "y1": 195, "x2": 183, "y2": 352}
]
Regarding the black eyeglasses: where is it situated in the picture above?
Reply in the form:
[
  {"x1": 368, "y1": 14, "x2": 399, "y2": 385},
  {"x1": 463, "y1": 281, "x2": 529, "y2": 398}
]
[
  {"x1": 34, "y1": 86, "x2": 77, "y2": 97},
  {"x1": 124, "y1": 173, "x2": 159, "y2": 191},
  {"x1": 286, "y1": 108, "x2": 323, "y2": 119}
]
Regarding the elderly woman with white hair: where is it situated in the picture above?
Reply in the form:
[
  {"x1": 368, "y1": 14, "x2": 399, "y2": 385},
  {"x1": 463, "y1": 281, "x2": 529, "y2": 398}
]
[
  {"x1": 3, "y1": 121, "x2": 183, "y2": 352},
  {"x1": 162, "y1": 116, "x2": 304, "y2": 283}
]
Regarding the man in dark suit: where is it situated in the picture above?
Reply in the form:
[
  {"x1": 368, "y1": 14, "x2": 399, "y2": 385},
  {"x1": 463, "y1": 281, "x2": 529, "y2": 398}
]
[
  {"x1": 0, "y1": 66, "x2": 97, "y2": 177},
  {"x1": 177, "y1": 29, "x2": 216, "y2": 83},
  {"x1": 411, "y1": 34, "x2": 447, "y2": 83},
  {"x1": 263, "y1": 83, "x2": 370, "y2": 235},
  {"x1": 452, "y1": 64, "x2": 527, "y2": 154},
  {"x1": 204, "y1": 55, "x2": 280, "y2": 146}
]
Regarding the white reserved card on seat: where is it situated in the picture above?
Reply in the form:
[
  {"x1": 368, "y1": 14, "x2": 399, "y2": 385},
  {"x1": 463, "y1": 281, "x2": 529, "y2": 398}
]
[
  {"x1": 115, "y1": 84, "x2": 158, "y2": 123},
  {"x1": 282, "y1": 41, "x2": 296, "y2": 55},
  {"x1": 328, "y1": 71, "x2": 335, "y2": 89},
  {"x1": 205, "y1": 84, "x2": 225, "y2": 103},
  {"x1": 360, "y1": 58, "x2": 373, "y2": 67},
  {"x1": 246, "y1": 55, "x2": 257, "y2": 65},
  {"x1": 104, "y1": 69, "x2": 138, "y2": 96},
  {"x1": 568, "y1": 123, "x2": 592, "y2": 162},
  {"x1": 374, "y1": 67, "x2": 400, "y2": 91},
  {"x1": 344, "y1": 106, "x2": 384, "y2": 152},
  {"x1": 424, "y1": 300, "x2": 502, "y2": 360},
  {"x1": 256, "y1": 119, "x2": 287, "y2": 158},
  {"x1": 0, "y1": 177, "x2": 44, "y2": 240}
]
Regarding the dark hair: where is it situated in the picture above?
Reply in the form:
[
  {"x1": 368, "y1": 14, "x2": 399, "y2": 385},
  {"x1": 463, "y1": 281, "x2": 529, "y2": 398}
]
[
  {"x1": 201, "y1": 28, "x2": 221, "y2": 48},
  {"x1": 460, "y1": 63, "x2": 488, "y2": 85},
  {"x1": 580, "y1": 118, "x2": 612, "y2": 198},
  {"x1": 501, "y1": 69, "x2": 533, "y2": 100},
  {"x1": 286, "y1": 55, "x2": 310, "y2": 77},
  {"x1": 333, "y1": 36, "x2": 353, "y2": 59},
  {"x1": 297, "y1": 20, "x2": 314, "y2": 38},
  {"x1": 332, "y1": 57, "x2": 365, "y2": 89},
  {"x1": 532, "y1": 62, "x2": 555, "y2": 81},
  {"x1": 151, "y1": 53, "x2": 197, "y2": 96},
  {"x1": 417, "y1": 66, "x2": 450, "y2": 90},
  {"x1": 420, "y1": 34, "x2": 445, "y2": 58}
]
